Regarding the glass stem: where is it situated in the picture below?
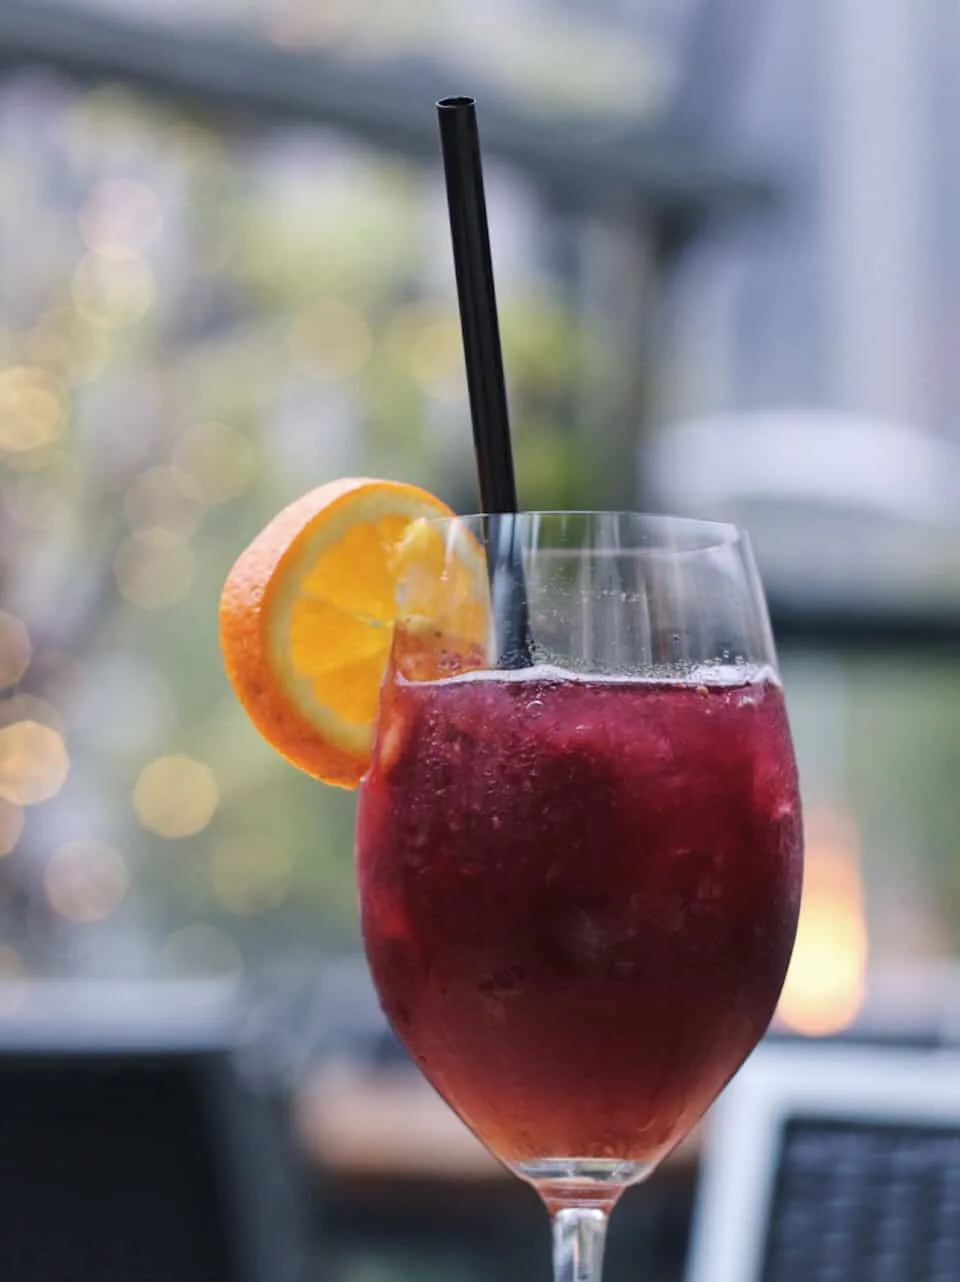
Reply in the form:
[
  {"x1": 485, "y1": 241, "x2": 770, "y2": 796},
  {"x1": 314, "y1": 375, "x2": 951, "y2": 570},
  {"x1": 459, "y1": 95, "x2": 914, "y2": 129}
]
[{"x1": 552, "y1": 1208, "x2": 609, "y2": 1282}]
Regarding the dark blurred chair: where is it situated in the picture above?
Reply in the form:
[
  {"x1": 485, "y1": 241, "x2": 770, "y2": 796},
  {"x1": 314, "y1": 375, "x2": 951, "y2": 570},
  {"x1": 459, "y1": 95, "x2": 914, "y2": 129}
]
[
  {"x1": 0, "y1": 980, "x2": 309, "y2": 1282},
  {"x1": 686, "y1": 1041, "x2": 960, "y2": 1281}
]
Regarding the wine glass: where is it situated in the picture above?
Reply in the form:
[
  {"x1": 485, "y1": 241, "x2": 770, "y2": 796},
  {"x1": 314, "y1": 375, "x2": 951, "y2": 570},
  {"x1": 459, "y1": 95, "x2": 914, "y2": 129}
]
[{"x1": 356, "y1": 511, "x2": 803, "y2": 1282}]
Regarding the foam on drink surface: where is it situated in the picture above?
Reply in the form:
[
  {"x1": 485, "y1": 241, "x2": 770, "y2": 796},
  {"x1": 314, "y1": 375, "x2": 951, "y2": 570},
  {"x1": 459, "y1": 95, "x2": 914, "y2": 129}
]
[{"x1": 410, "y1": 660, "x2": 781, "y2": 689}]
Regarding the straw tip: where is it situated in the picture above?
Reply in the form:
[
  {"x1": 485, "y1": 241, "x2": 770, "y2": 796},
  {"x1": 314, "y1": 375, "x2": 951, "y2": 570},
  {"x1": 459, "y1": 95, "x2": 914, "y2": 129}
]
[{"x1": 437, "y1": 95, "x2": 476, "y2": 111}]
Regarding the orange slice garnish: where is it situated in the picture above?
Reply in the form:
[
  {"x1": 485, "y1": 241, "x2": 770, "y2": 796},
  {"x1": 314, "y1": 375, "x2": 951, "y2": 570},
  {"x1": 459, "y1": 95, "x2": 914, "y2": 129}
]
[{"x1": 219, "y1": 477, "x2": 489, "y2": 787}]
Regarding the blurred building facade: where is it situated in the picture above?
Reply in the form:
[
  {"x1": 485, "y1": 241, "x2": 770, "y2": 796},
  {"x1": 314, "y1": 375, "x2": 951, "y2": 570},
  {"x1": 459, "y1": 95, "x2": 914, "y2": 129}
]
[
  {"x1": 667, "y1": 0, "x2": 959, "y2": 441},
  {"x1": 0, "y1": 0, "x2": 957, "y2": 1032}
]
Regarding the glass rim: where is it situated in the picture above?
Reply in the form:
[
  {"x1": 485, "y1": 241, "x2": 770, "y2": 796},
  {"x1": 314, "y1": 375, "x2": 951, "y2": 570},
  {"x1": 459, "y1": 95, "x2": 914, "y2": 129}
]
[{"x1": 427, "y1": 509, "x2": 745, "y2": 553}]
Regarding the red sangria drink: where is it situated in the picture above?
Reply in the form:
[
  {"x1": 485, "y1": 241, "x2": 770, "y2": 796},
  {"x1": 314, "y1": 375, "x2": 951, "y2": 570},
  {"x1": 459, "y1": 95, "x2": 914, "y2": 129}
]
[
  {"x1": 357, "y1": 511, "x2": 803, "y2": 1211},
  {"x1": 358, "y1": 670, "x2": 801, "y2": 1174}
]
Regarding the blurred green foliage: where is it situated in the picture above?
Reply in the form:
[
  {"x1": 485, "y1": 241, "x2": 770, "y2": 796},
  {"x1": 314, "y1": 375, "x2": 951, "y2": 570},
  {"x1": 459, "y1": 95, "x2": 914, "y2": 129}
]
[{"x1": 0, "y1": 77, "x2": 616, "y2": 976}]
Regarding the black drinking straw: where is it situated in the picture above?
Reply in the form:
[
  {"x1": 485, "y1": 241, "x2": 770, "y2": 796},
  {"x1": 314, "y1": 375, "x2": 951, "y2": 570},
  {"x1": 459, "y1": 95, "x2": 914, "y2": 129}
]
[{"x1": 436, "y1": 96, "x2": 533, "y2": 668}]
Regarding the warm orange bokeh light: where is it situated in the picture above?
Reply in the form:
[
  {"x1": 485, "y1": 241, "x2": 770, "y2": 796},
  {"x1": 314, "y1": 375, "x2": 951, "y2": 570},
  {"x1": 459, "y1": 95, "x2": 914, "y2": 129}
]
[
  {"x1": 132, "y1": 754, "x2": 219, "y2": 838},
  {"x1": 0, "y1": 366, "x2": 64, "y2": 454},
  {"x1": 777, "y1": 806, "x2": 868, "y2": 1037},
  {"x1": 0, "y1": 721, "x2": 70, "y2": 806},
  {"x1": 44, "y1": 840, "x2": 129, "y2": 923}
]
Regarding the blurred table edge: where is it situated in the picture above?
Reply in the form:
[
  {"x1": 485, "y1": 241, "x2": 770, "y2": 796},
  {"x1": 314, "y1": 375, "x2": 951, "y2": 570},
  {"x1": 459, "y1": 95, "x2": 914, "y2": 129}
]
[
  {"x1": 7, "y1": 964, "x2": 960, "y2": 1188},
  {"x1": 294, "y1": 1066, "x2": 702, "y2": 1184},
  {"x1": 294, "y1": 960, "x2": 960, "y2": 1184},
  {"x1": 0, "y1": 977, "x2": 240, "y2": 1052}
]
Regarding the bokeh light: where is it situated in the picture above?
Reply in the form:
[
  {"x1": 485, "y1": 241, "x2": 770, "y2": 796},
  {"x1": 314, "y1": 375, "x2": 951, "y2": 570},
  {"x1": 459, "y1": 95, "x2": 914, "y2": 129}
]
[
  {"x1": 209, "y1": 838, "x2": 293, "y2": 916},
  {"x1": 0, "y1": 797, "x2": 24, "y2": 856},
  {"x1": 0, "y1": 366, "x2": 65, "y2": 453},
  {"x1": 0, "y1": 612, "x2": 32, "y2": 688},
  {"x1": 71, "y1": 254, "x2": 156, "y2": 327},
  {"x1": 123, "y1": 464, "x2": 205, "y2": 541},
  {"x1": 386, "y1": 300, "x2": 463, "y2": 401},
  {"x1": 0, "y1": 721, "x2": 70, "y2": 805},
  {"x1": 114, "y1": 536, "x2": 195, "y2": 609},
  {"x1": 172, "y1": 421, "x2": 256, "y2": 504},
  {"x1": 162, "y1": 924, "x2": 242, "y2": 979},
  {"x1": 777, "y1": 807, "x2": 868, "y2": 1037},
  {"x1": 78, "y1": 178, "x2": 162, "y2": 260},
  {"x1": 44, "y1": 840, "x2": 129, "y2": 923},
  {"x1": 288, "y1": 298, "x2": 372, "y2": 381},
  {"x1": 132, "y1": 754, "x2": 219, "y2": 838}
]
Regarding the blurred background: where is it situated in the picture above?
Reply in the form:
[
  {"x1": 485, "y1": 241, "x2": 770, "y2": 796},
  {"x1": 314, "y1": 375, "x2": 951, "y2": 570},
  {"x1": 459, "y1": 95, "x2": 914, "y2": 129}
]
[{"x1": 0, "y1": 0, "x2": 958, "y2": 1279}]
